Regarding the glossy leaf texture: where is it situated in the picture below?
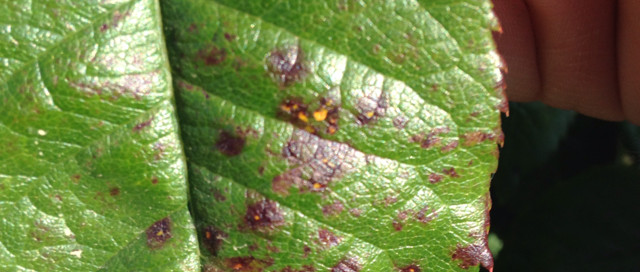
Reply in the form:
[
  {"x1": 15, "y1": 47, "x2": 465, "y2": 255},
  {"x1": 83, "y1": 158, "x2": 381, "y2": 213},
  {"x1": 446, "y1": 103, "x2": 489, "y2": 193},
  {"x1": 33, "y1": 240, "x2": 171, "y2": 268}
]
[
  {"x1": 0, "y1": 0, "x2": 199, "y2": 271},
  {"x1": 161, "y1": 0, "x2": 505, "y2": 271}
]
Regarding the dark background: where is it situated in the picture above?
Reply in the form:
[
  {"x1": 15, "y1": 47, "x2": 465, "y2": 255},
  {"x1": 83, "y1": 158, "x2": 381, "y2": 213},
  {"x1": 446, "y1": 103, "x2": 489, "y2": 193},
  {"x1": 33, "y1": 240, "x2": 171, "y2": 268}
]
[{"x1": 482, "y1": 102, "x2": 640, "y2": 272}]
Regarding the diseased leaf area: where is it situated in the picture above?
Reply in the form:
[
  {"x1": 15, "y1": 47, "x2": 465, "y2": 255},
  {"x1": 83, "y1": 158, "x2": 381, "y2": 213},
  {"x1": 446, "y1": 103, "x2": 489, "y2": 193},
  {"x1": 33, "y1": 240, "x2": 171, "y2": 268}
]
[
  {"x1": 162, "y1": 0, "x2": 504, "y2": 271},
  {"x1": 0, "y1": 0, "x2": 198, "y2": 271}
]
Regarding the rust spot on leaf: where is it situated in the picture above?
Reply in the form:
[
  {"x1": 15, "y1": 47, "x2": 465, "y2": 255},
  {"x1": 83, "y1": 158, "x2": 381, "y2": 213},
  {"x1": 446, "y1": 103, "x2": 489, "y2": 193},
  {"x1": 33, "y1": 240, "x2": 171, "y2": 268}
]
[
  {"x1": 349, "y1": 208, "x2": 362, "y2": 217},
  {"x1": 443, "y1": 167, "x2": 459, "y2": 178},
  {"x1": 451, "y1": 242, "x2": 493, "y2": 271},
  {"x1": 132, "y1": 117, "x2": 154, "y2": 132},
  {"x1": 71, "y1": 174, "x2": 81, "y2": 182},
  {"x1": 146, "y1": 217, "x2": 172, "y2": 249},
  {"x1": 109, "y1": 187, "x2": 120, "y2": 196},
  {"x1": 211, "y1": 188, "x2": 226, "y2": 201},
  {"x1": 428, "y1": 173, "x2": 443, "y2": 184},
  {"x1": 399, "y1": 264, "x2": 421, "y2": 272},
  {"x1": 266, "y1": 46, "x2": 307, "y2": 87},
  {"x1": 224, "y1": 33, "x2": 237, "y2": 41},
  {"x1": 440, "y1": 140, "x2": 458, "y2": 152},
  {"x1": 322, "y1": 200, "x2": 344, "y2": 217},
  {"x1": 245, "y1": 200, "x2": 285, "y2": 230},
  {"x1": 280, "y1": 265, "x2": 316, "y2": 272},
  {"x1": 303, "y1": 245, "x2": 312, "y2": 258},
  {"x1": 462, "y1": 131, "x2": 504, "y2": 146},
  {"x1": 225, "y1": 256, "x2": 274, "y2": 271},
  {"x1": 393, "y1": 116, "x2": 408, "y2": 129},
  {"x1": 331, "y1": 258, "x2": 361, "y2": 272},
  {"x1": 392, "y1": 220, "x2": 403, "y2": 231},
  {"x1": 215, "y1": 131, "x2": 245, "y2": 156},
  {"x1": 272, "y1": 130, "x2": 364, "y2": 194},
  {"x1": 415, "y1": 206, "x2": 437, "y2": 224},
  {"x1": 355, "y1": 91, "x2": 387, "y2": 125},
  {"x1": 151, "y1": 177, "x2": 159, "y2": 184},
  {"x1": 203, "y1": 226, "x2": 227, "y2": 256},
  {"x1": 318, "y1": 228, "x2": 341, "y2": 247},
  {"x1": 198, "y1": 45, "x2": 227, "y2": 66}
]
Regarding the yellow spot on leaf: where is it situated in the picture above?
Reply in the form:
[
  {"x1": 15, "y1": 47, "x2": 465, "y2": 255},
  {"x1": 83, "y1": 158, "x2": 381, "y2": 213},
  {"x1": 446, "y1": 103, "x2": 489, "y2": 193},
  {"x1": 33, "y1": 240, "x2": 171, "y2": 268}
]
[
  {"x1": 365, "y1": 111, "x2": 375, "y2": 118},
  {"x1": 313, "y1": 183, "x2": 322, "y2": 189},
  {"x1": 305, "y1": 125, "x2": 316, "y2": 133},
  {"x1": 322, "y1": 158, "x2": 328, "y2": 163},
  {"x1": 233, "y1": 263, "x2": 243, "y2": 270},
  {"x1": 253, "y1": 215, "x2": 260, "y2": 221},
  {"x1": 156, "y1": 230, "x2": 164, "y2": 236},
  {"x1": 327, "y1": 126, "x2": 337, "y2": 134},
  {"x1": 298, "y1": 112, "x2": 308, "y2": 122},
  {"x1": 313, "y1": 109, "x2": 328, "y2": 121},
  {"x1": 280, "y1": 104, "x2": 291, "y2": 112},
  {"x1": 205, "y1": 231, "x2": 211, "y2": 239}
]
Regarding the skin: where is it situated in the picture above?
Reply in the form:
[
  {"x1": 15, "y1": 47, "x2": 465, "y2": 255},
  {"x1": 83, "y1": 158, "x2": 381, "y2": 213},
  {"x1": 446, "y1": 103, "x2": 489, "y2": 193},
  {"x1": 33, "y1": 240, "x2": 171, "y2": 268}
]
[{"x1": 492, "y1": 0, "x2": 640, "y2": 125}]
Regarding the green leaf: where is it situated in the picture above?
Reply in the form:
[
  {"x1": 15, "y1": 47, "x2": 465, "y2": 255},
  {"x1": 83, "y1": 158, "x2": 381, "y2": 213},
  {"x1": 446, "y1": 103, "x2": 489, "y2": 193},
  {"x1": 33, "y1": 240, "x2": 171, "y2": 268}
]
[
  {"x1": 162, "y1": 0, "x2": 505, "y2": 271},
  {"x1": 1, "y1": 0, "x2": 504, "y2": 271},
  {"x1": 0, "y1": 0, "x2": 198, "y2": 271}
]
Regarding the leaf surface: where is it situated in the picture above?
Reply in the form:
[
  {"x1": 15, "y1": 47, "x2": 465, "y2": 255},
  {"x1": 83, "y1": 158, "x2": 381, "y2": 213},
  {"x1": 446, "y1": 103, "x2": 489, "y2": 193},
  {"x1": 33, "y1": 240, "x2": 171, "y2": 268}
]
[
  {"x1": 161, "y1": 0, "x2": 505, "y2": 271},
  {"x1": 0, "y1": 0, "x2": 199, "y2": 270}
]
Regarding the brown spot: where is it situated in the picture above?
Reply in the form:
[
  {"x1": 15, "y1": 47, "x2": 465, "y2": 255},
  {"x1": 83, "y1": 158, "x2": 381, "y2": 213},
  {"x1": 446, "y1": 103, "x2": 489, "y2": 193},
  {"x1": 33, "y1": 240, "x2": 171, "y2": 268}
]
[
  {"x1": 443, "y1": 167, "x2": 459, "y2": 178},
  {"x1": 393, "y1": 116, "x2": 408, "y2": 129},
  {"x1": 132, "y1": 117, "x2": 154, "y2": 132},
  {"x1": 372, "y1": 44, "x2": 381, "y2": 54},
  {"x1": 146, "y1": 217, "x2": 172, "y2": 249},
  {"x1": 428, "y1": 173, "x2": 443, "y2": 184},
  {"x1": 397, "y1": 210, "x2": 409, "y2": 221},
  {"x1": 266, "y1": 46, "x2": 307, "y2": 87},
  {"x1": 331, "y1": 258, "x2": 361, "y2": 272},
  {"x1": 280, "y1": 265, "x2": 316, "y2": 272},
  {"x1": 202, "y1": 226, "x2": 227, "y2": 256},
  {"x1": 303, "y1": 245, "x2": 312, "y2": 258},
  {"x1": 100, "y1": 24, "x2": 109, "y2": 32},
  {"x1": 355, "y1": 91, "x2": 387, "y2": 125},
  {"x1": 71, "y1": 174, "x2": 81, "y2": 182},
  {"x1": 248, "y1": 243, "x2": 259, "y2": 251},
  {"x1": 197, "y1": 45, "x2": 227, "y2": 66},
  {"x1": 440, "y1": 141, "x2": 458, "y2": 152},
  {"x1": 496, "y1": 99, "x2": 509, "y2": 116},
  {"x1": 451, "y1": 242, "x2": 493, "y2": 271},
  {"x1": 151, "y1": 176, "x2": 159, "y2": 184},
  {"x1": 322, "y1": 200, "x2": 344, "y2": 217},
  {"x1": 272, "y1": 130, "x2": 364, "y2": 195},
  {"x1": 224, "y1": 33, "x2": 237, "y2": 41},
  {"x1": 212, "y1": 188, "x2": 227, "y2": 201},
  {"x1": 415, "y1": 206, "x2": 437, "y2": 224},
  {"x1": 384, "y1": 196, "x2": 398, "y2": 207},
  {"x1": 54, "y1": 195, "x2": 62, "y2": 201},
  {"x1": 349, "y1": 208, "x2": 362, "y2": 217},
  {"x1": 215, "y1": 131, "x2": 245, "y2": 156},
  {"x1": 188, "y1": 23, "x2": 198, "y2": 32},
  {"x1": 258, "y1": 166, "x2": 265, "y2": 175},
  {"x1": 245, "y1": 200, "x2": 285, "y2": 230},
  {"x1": 318, "y1": 228, "x2": 341, "y2": 247},
  {"x1": 266, "y1": 243, "x2": 281, "y2": 253},
  {"x1": 399, "y1": 264, "x2": 421, "y2": 272},
  {"x1": 225, "y1": 256, "x2": 273, "y2": 271},
  {"x1": 462, "y1": 131, "x2": 503, "y2": 146},
  {"x1": 392, "y1": 220, "x2": 403, "y2": 231},
  {"x1": 109, "y1": 187, "x2": 120, "y2": 196}
]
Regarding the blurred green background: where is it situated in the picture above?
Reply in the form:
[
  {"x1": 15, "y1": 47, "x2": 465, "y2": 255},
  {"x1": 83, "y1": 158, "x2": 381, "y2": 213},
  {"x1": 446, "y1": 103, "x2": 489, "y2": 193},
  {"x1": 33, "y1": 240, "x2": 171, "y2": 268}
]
[{"x1": 482, "y1": 102, "x2": 640, "y2": 272}]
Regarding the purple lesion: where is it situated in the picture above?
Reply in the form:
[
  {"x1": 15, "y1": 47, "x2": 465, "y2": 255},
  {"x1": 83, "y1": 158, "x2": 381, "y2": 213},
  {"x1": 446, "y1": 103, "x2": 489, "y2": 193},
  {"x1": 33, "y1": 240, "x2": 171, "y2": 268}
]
[{"x1": 266, "y1": 45, "x2": 308, "y2": 87}]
